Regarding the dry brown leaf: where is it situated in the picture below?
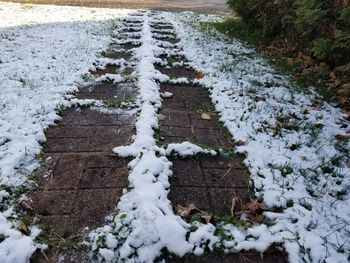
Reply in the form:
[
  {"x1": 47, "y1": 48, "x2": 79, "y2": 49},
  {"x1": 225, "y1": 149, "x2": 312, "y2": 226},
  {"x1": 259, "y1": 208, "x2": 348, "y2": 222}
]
[
  {"x1": 201, "y1": 215, "x2": 212, "y2": 224},
  {"x1": 329, "y1": 72, "x2": 336, "y2": 80},
  {"x1": 201, "y1": 113, "x2": 211, "y2": 120},
  {"x1": 328, "y1": 189, "x2": 338, "y2": 197},
  {"x1": 258, "y1": 202, "x2": 268, "y2": 210},
  {"x1": 251, "y1": 215, "x2": 264, "y2": 223},
  {"x1": 335, "y1": 134, "x2": 350, "y2": 142},
  {"x1": 176, "y1": 203, "x2": 197, "y2": 218},
  {"x1": 157, "y1": 114, "x2": 166, "y2": 121},
  {"x1": 19, "y1": 222, "x2": 28, "y2": 234},
  {"x1": 247, "y1": 201, "x2": 268, "y2": 213},
  {"x1": 234, "y1": 140, "x2": 245, "y2": 146},
  {"x1": 247, "y1": 202, "x2": 259, "y2": 212},
  {"x1": 196, "y1": 72, "x2": 205, "y2": 79}
]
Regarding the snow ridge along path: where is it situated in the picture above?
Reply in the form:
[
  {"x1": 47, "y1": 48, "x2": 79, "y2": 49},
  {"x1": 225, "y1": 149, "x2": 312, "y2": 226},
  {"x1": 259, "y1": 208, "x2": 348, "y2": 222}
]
[{"x1": 91, "y1": 12, "x2": 194, "y2": 262}]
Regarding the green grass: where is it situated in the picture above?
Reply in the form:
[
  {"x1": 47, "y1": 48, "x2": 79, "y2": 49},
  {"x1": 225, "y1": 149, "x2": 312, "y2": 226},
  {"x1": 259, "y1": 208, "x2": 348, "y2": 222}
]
[{"x1": 206, "y1": 19, "x2": 270, "y2": 47}]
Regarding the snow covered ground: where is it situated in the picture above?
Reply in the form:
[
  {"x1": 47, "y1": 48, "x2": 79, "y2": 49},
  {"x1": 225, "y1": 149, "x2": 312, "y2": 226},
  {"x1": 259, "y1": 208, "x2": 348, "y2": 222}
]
[
  {"x1": 0, "y1": 3, "x2": 129, "y2": 262},
  {"x1": 0, "y1": 3, "x2": 349, "y2": 263}
]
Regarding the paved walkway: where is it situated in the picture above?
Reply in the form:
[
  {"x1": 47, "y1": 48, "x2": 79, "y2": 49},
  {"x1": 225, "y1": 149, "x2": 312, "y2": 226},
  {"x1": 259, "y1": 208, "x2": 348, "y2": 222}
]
[
  {"x1": 26, "y1": 11, "x2": 287, "y2": 263},
  {"x1": 28, "y1": 22, "x2": 140, "y2": 261}
]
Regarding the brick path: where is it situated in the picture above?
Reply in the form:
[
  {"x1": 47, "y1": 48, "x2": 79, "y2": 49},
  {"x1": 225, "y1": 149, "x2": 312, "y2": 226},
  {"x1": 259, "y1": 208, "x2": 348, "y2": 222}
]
[{"x1": 152, "y1": 19, "x2": 249, "y2": 220}]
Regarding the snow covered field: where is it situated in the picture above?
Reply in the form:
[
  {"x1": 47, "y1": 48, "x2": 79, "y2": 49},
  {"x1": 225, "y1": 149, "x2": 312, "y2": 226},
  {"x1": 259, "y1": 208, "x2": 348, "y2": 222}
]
[
  {"x1": 0, "y1": 2, "x2": 349, "y2": 263},
  {"x1": 0, "y1": 3, "x2": 129, "y2": 262}
]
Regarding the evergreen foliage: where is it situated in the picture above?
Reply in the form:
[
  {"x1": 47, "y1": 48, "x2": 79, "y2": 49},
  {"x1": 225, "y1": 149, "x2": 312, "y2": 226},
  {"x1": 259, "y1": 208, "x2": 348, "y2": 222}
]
[{"x1": 227, "y1": 0, "x2": 350, "y2": 66}]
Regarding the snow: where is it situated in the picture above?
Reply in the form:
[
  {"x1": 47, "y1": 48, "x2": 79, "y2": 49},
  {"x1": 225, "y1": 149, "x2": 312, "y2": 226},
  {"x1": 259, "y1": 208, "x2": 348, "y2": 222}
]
[
  {"x1": 166, "y1": 142, "x2": 217, "y2": 157},
  {"x1": 160, "y1": 91, "x2": 173, "y2": 98},
  {"x1": 0, "y1": 2, "x2": 130, "y2": 262},
  {"x1": 0, "y1": 209, "x2": 39, "y2": 263},
  {"x1": 96, "y1": 73, "x2": 125, "y2": 84},
  {"x1": 1, "y1": 3, "x2": 349, "y2": 262}
]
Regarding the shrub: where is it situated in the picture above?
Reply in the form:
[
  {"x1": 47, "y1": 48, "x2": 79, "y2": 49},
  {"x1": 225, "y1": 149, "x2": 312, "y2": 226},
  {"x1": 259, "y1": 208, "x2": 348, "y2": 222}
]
[{"x1": 227, "y1": 0, "x2": 350, "y2": 67}]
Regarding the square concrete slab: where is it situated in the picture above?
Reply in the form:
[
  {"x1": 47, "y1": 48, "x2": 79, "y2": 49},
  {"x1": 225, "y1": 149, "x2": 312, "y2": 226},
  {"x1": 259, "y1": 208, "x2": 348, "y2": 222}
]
[
  {"x1": 45, "y1": 126, "x2": 95, "y2": 139},
  {"x1": 44, "y1": 138, "x2": 93, "y2": 153},
  {"x1": 170, "y1": 158, "x2": 206, "y2": 187},
  {"x1": 168, "y1": 186, "x2": 211, "y2": 212},
  {"x1": 30, "y1": 190, "x2": 76, "y2": 216},
  {"x1": 79, "y1": 167, "x2": 128, "y2": 189},
  {"x1": 203, "y1": 168, "x2": 248, "y2": 188},
  {"x1": 84, "y1": 153, "x2": 130, "y2": 168},
  {"x1": 209, "y1": 188, "x2": 250, "y2": 216},
  {"x1": 169, "y1": 110, "x2": 191, "y2": 127},
  {"x1": 72, "y1": 188, "x2": 122, "y2": 230},
  {"x1": 200, "y1": 155, "x2": 245, "y2": 170}
]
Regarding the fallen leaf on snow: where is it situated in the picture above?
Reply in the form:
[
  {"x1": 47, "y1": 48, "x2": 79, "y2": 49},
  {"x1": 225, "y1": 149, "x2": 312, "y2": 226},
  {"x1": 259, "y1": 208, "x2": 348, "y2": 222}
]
[
  {"x1": 19, "y1": 222, "x2": 28, "y2": 234},
  {"x1": 334, "y1": 134, "x2": 350, "y2": 141},
  {"x1": 328, "y1": 189, "x2": 338, "y2": 197},
  {"x1": 234, "y1": 140, "x2": 245, "y2": 146},
  {"x1": 251, "y1": 215, "x2": 264, "y2": 223},
  {"x1": 0, "y1": 137, "x2": 10, "y2": 146},
  {"x1": 196, "y1": 72, "x2": 205, "y2": 79}
]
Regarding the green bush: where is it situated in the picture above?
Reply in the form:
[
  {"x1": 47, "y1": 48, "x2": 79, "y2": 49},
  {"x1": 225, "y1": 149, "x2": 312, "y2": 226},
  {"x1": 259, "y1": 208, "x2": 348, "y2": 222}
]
[
  {"x1": 227, "y1": 0, "x2": 350, "y2": 67},
  {"x1": 312, "y1": 38, "x2": 332, "y2": 61},
  {"x1": 340, "y1": 7, "x2": 350, "y2": 25}
]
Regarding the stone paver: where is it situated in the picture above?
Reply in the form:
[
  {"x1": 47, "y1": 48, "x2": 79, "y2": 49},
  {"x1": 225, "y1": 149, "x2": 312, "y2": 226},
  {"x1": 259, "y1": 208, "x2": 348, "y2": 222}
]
[
  {"x1": 158, "y1": 84, "x2": 234, "y2": 149},
  {"x1": 77, "y1": 82, "x2": 137, "y2": 101},
  {"x1": 154, "y1": 24, "x2": 246, "y2": 216},
  {"x1": 31, "y1": 109, "x2": 134, "y2": 234}
]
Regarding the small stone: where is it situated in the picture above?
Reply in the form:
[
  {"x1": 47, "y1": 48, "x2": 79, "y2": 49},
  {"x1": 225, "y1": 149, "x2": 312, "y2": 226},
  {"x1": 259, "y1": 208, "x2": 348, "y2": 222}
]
[
  {"x1": 157, "y1": 114, "x2": 166, "y2": 121},
  {"x1": 201, "y1": 113, "x2": 211, "y2": 120}
]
